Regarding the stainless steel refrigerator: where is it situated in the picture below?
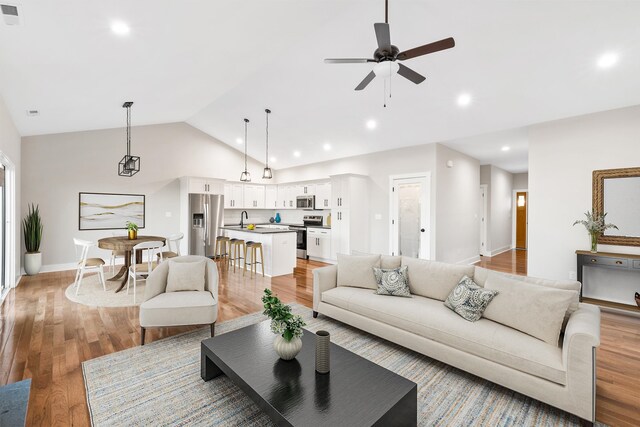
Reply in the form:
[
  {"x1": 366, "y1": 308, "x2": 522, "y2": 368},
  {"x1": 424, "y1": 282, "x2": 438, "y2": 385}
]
[{"x1": 189, "y1": 194, "x2": 224, "y2": 257}]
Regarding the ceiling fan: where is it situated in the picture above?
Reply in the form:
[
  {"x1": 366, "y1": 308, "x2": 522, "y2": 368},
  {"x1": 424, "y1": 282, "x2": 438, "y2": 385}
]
[{"x1": 324, "y1": 0, "x2": 455, "y2": 91}]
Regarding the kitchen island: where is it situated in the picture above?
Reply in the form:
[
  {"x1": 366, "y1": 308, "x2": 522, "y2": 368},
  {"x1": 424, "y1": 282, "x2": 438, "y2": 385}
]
[{"x1": 220, "y1": 226, "x2": 297, "y2": 277}]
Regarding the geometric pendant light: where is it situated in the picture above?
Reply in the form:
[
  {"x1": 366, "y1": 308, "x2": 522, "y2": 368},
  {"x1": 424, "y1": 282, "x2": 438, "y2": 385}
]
[
  {"x1": 118, "y1": 101, "x2": 140, "y2": 177},
  {"x1": 262, "y1": 108, "x2": 273, "y2": 179},
  {"x1": 240, "y1": 118, "x2": 251, "y2": 182}
]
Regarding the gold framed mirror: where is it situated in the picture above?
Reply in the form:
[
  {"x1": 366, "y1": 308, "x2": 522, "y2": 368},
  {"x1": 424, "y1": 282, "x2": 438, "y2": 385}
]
[{"x1": 592, "y1": 167, "x2": 640, "y2": 246}]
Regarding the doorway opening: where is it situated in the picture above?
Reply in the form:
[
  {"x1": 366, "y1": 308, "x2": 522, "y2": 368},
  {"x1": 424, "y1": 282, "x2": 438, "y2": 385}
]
[
  {"x1": 389, "y1": 173, "x2": 431, "y2": 259},
  {"x1": 0, "y1": 151, "x2": 15, "y2": 304},
  {"x1": 514, "y1": 190, "x2": 528, "y2": 250}
]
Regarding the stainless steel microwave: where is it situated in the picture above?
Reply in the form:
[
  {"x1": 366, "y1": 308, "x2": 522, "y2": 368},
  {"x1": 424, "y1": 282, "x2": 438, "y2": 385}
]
[{"x1": 296, "y1": 195, "x2": 315, "y2": 210}]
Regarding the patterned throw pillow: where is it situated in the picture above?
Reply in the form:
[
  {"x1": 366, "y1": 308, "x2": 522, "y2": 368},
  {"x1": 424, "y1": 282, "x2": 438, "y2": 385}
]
[
  {"x1": 444, "y1": 276, "x2": 498, "y2": 322},
  {"x1": 373, "y1": 266, "x2": 412, "y2": 297}
]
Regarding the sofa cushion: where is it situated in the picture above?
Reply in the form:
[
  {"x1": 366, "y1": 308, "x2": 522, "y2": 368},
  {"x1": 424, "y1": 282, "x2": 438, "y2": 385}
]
[
  {"x1": 139, "y1": 291, "x2": 216, "y2": 327},
  {"x1": 321, "y1": 287, "x2": 566, "y2": 384},
  {"x1": 166, "y1": 259, "x2": 206, "y2": 292},
  {"x1": 444, "y1": 276, "x2": 498, "y2": 322},
  {"x1": 483, "y1": 275, "x2": 577, "y2": 346},
  {"x1": 381, "y1": 255, "x2": 402, "y2": 269},
  {"x1": 337, "y1": 254, "x2": 380, "y2": 290},
  {"x1": 373, "y1": 266, "x2": 411, "y2": 297},
  {"x1": 474, "y1": 267, "x2": 581, "y2": 322},
  {"x1": 401, "y1": 257, "x2": 475, "y2": 301}
]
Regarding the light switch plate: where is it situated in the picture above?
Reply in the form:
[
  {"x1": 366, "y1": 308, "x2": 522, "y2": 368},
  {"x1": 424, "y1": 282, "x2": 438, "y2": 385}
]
[{"x1": 568, "y1": 271, "x2": 577, "y2": 280}]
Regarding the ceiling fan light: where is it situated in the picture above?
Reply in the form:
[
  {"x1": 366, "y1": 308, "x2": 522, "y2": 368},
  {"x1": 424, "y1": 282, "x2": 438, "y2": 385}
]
[
  {"x1": 240, "y1": 171, "x2": 251, "y2": 182},
  {"x1": 262, "y1": 167, "x2": 273, "y2": 179},
  {"x1": 373, "y1": 61, "x2": 399, "y2": 78}
]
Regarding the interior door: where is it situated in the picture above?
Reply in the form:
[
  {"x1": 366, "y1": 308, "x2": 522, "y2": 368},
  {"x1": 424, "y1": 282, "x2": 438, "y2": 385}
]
[
  {"x1": 391, "y1": 176, "x2": 430, "y2": 259},
  {"x1": 516, "y1": 191, "x2": 527, "y2": 249}
]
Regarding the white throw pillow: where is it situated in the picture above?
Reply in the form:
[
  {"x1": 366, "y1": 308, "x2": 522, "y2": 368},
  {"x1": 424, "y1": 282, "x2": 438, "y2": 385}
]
[
  {"x1": 166, "y1": 259, "x2": 206, "y2": 292},
  {"x1": 482, "y1": 274, "x2": 578, "y2": 346},
  {"x1": 337, "y1": 253, "x2": 381, "y2": 290},
  {"x1": 401, "y1": 257, "x2": 475, "y2": 301}
]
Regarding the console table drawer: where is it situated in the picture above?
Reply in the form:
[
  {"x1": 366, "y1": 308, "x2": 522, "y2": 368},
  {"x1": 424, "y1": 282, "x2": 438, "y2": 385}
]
[{"x1": 584, "y1": 256, "x2": 628, "y2": 267}]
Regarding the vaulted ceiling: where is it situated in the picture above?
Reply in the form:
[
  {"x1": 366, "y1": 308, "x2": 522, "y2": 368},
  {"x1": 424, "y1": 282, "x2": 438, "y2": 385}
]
[{"x1": 1, "y1": 1, "x2": 639, "y2": 172}]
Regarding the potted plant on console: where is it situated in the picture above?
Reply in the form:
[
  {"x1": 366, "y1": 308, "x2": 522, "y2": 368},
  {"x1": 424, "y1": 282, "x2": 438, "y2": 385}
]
[
  {"x1": 23, "y1": 203, "x2": 43, "y2": 276},
  {"x1": 126, "y1": 221, "x2": 138, "y2": 240},
  {"x1": 573, "y1": 209, "x2": 617, "y2": 253},
  {"x1": 262, "y1": 289, "x2": 306, "y2": 360}
]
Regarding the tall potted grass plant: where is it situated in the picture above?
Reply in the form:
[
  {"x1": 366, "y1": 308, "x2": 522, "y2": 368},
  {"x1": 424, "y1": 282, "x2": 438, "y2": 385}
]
[{"x1": 23, "y1": 203, "x2": 43, "y2": 275}]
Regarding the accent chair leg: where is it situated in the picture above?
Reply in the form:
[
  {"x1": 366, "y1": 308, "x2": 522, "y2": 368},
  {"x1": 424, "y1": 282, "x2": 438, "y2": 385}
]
[
  {"x1": 141, "y1": 327, "x2": 146, "y2": 346},
  {"x1": 313, "y1": 310, "x2": 318, "y2": 318},
  {"x1": 211, "y1": 323, "x2": 216, "y2": 337}
]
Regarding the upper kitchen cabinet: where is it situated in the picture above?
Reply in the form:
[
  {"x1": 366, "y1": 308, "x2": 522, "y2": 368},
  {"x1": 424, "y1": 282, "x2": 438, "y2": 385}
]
[
  {"x1": 315, "y1": 182, "x2": 331, "y2": 209},
  {"x1": 224, "y1": 183, "x2": 244, "y2": 208},
  {"x1": 184, "y1": 177, "x2": 224, "y2": 195},
  {"x1": 243, "y1": 184, "x2": 266, "y2": 209},
  {"x1": 265, "y1": 185, "x2": 278, "y2": 209},
  {"x1": 297, "y1": 184, "x2": 316, "y2": 196}
]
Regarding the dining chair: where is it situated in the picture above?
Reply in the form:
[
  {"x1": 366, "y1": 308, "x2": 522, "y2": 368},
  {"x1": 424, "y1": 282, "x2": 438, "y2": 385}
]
[
  {"x1": 73, "y1": 238, "x2": 106, "y2": 296},
  {"x1": 157, "y1": 233, "x2": 184, "y2": 262},
  {"x1": 128, "y1": 240, "x2": 164, "y2": 303},
  {"x1": 110, "y1": 231, "x2": 127, "y2": 273}
]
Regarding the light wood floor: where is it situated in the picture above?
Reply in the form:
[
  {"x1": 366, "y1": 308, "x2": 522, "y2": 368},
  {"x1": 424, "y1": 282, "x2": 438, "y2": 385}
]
[{"x1": 1, "y1": 254, "x2": 638, "y2": 426}]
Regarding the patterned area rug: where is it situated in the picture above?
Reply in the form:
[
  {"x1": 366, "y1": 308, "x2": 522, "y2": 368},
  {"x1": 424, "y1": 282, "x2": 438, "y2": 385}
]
[
  {"x1": 65, "y1": 273, "x2": 144, "y2": 307},
  {"x1": 82, "y1": 304, "x2": 602, "y2": 426}
]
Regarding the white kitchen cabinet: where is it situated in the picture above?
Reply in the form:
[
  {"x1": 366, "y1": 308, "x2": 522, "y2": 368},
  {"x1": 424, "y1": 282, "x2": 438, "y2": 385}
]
[
  {"x1": 265, "y1": 185, "x2": 278, "y2": 209},
  {"x1": 298, "y1": 184, "x2": 316, "y2": 196},
  {"x1": 186, "y1": 177, "x2": 224, "y2": 195},
  {"x1": 243, "y1": 184, "x2": 266, "y2": 209},
  {"x1": 315, "y1": 182, "x2": 331, "y2": 209},
  {"x1": 286, "y1": 185, "x2": 297, "y2": 209},
  {"x1": 224, "y1": 183, "x2": 244, "y2": 208},
  {"x1": 330, "y1": 174, "x2": 369, "y2": 260},
  {"x1": 276, "y1": 185, "x2": 288, "y2": 210},
  {"x1": 307, "y1": 228, "x2": 331, "y2": 260}
]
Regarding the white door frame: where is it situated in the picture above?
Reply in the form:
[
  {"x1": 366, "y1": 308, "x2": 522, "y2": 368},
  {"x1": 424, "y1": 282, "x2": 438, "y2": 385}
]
[
  {"x1": 389, "y1": 172, "x2": 432, "y2": 259},
  {"x1": 512, "y1": 189, "x2": 528, "y2": 249},
  {"x1": 0, "y1": 151, "x2": 16, "y2": 304},
  {"x1": 479, "y1": 184, "x2": 490, "y2": 256}
]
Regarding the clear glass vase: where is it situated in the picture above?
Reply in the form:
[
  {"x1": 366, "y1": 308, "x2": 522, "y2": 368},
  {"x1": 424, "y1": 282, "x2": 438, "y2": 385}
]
[{"x1": 590, "y1": 233, "x2": 598, "y2": 253}]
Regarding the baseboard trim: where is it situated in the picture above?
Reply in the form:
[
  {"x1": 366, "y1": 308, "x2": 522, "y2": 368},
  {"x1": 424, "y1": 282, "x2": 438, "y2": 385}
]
[
  {"x1": 38, "y1": 263, "x2": 77, "y2": 273},
  {"x1": 458, "y1": 255, "x2": 481, "y2": 265},
  {"x1": 490, "y1": 246, "x2": 512, "y2": 257}
]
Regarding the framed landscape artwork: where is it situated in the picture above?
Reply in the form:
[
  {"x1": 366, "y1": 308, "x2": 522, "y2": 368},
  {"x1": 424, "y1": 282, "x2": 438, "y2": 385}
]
[{"x1": 79, "y1": 192, "x2": 145, "y2": 230}]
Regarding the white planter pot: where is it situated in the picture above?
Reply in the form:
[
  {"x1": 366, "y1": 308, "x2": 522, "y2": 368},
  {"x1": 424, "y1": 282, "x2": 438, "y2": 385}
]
[
  {"x1": 273, "y1": 335, "x2": 302, "y2": 360},
  {"x1": 24, "y1": 252, "x2": 42, "y2": 276}
]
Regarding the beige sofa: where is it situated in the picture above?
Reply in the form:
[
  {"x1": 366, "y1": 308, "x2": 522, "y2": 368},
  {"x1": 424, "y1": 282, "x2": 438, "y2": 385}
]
[{"x1": 313, "y1": 255, "x2": 600, "y2": 423}]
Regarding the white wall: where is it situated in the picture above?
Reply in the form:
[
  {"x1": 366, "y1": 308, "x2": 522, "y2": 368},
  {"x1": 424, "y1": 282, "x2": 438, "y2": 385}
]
[
  {"x1": 489, "y1": 165, "x2": 514, "y2": 255},
  {"x1": 22, "y1": 122, "x2": 272, "y2": 268},
  {"x1": 513, "y1": 173, "x2": 528, "y2": 189},
  {"x1": 0, "y1": 95, "x2": 20, "y2": 286},
  {"x1": 528, "y1": 105, "x2": 640, "y2": 305},
  {"x1": 276, "y1": 143, "x2": 480, "y2": 264}
]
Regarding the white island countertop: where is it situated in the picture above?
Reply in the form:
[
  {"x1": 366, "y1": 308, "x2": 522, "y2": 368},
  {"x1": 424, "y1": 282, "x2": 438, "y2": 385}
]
[{"x1": 221, "y1": 227, "x2": 296, "y2": 277}]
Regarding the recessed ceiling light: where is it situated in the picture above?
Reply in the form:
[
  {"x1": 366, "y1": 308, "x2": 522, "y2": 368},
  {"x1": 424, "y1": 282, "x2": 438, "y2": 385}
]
[
  {"x1": 366, "y1": 119, "x2": 377, "y2": 130},
  {"x1": 235, "y1": 138, "x2": 243, "y2": 144},
  {"x1": 270, "y1": 156, "x2": 277, "y2": 163},
  {"x1": 293, "y1": 151, "x2": 301, "y2": 158},
  {"x1": 457, "y1": 93, "x2": 472, "y2": 107},
  {"x1": 597, "y1": 52, "x2": 619, "y2": 69},
  {"x1": 111, "y1": 21, "x2": 130, "y2": 36},
  {"x1": 323, "y1": 143, "x2": 331, "y2": 151},
  {"x1": 501, "y1": 146, "x2": 510, "y2": 152}
]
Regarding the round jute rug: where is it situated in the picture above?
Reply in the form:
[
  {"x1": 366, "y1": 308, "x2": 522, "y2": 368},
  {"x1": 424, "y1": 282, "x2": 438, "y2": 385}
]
[{"x1": 64, "y1": 272, "x2": 145, "y2": 307}]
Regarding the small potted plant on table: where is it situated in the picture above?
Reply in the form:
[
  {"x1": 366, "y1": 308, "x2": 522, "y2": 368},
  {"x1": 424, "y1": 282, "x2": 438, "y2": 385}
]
[
  {"x1": 23, "y1": 204, "x2": 43, "y2": 275},
  {"x1": 126, "y1": 221, "x2": 138, "y2": 240},
  {"x1": 262, "y1": 289, "x2": 306, "y2": 360},
  {"x1": 573, "y1": 210, "x2": 618, "y2": 253}
]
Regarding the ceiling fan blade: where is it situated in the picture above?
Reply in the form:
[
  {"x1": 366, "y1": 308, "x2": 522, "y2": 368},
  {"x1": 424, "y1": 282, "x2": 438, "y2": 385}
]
[
  {"x1": 374, "y1": 23, "x2": 391, "y2": 49},
  {"x1": 355, "y1": 71, "x2": 376, "y2": 91},
  {"x1": 396, "y1": 37, "x2": 455, "y2": 61},
  {"x1": 397, "y1": 63, "x2": 426, "y2": 84},
  {"x1": 324, "y1": 58, "x2": 376, "y2": 64}
]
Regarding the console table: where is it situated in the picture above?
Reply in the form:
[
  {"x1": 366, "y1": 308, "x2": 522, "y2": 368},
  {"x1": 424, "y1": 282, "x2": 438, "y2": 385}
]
[{"x1": 576, "y1": 250, "x2": 640, "y2": 302}]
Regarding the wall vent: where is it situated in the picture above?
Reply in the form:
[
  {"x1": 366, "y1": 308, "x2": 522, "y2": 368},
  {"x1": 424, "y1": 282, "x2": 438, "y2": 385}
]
[
  {"x1": 26, "y1": 109, "x2": 39, "y2": 117},
  {"x1": 1, "y1": 4, "x2": 20, "y2": 25}
]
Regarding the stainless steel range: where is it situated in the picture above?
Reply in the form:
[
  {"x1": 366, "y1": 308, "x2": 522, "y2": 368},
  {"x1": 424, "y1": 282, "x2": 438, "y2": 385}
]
[{"x1": 289, "y1": 215, "x2": 323, "y2": 259}]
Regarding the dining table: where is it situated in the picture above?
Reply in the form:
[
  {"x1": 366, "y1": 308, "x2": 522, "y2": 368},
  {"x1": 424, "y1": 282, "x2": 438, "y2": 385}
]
[{"x1": 97, "y1": 235, "x2": 167, "y2": 293}]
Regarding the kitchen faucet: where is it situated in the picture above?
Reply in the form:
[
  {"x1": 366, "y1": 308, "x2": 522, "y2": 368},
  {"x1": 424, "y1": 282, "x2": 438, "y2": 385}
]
[{"x1": 240, "y1": 211, "x2": 248, "y2": 228}]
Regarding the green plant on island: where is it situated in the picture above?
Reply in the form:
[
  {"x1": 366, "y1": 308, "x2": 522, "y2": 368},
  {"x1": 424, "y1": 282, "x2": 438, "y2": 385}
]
[
  {"x1": 23, "y1": 203, "x2": 43, "y2": 253},
  {"x1": 262, "y1": 289, "x2": 306, "y2": 342}
]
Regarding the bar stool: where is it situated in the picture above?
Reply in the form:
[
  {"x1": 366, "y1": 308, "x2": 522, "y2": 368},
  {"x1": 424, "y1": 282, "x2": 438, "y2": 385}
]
[
  {"x1": 214, "y1": 236, "x2": 230, "y2": 261},
  {"x1": 244, "y1": 241, "x2": 265, "y2": 278},
  {"x1": 228, "y1": 239, "x2": 246, "y2": 273}
]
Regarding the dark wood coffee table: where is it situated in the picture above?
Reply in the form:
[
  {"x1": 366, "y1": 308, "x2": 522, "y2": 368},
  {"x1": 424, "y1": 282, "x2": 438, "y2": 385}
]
[{"x1": 201, "y1": 321, "x2": 417, "y2": 426}]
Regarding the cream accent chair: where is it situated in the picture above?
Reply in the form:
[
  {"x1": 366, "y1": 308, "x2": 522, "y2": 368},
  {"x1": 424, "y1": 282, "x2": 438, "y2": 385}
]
[{"x1": 139, "y1": 256, "x2": 218, "y2": 345}]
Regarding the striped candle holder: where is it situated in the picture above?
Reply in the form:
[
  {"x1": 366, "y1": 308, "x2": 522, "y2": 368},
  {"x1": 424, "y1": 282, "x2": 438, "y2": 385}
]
[{"x1": 315, "y1": 330, "x2": 330, "y2": 374}]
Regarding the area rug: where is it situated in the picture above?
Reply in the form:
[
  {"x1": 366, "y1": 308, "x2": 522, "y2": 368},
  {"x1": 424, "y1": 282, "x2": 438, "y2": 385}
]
[
  {"x1": 82, "y1": 304, "x2": 602, "y2": 426},
  {"x1": 65, "y1": 273, "x2": 144, "y2": 307}
]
